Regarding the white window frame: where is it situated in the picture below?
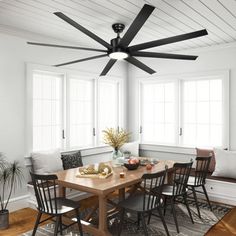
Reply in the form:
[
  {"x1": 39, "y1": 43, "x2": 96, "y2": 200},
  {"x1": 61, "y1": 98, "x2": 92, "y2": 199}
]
[
  {"x1": 66, "y1": 75, "x2": 95, "y2": 149},
  {"x1": 139, "y1": 70, "x2": 229, "y2": 149},
  {"x1": 139, "y1": 78, "x2": 179, "y2": 146},
  {"x1": 26, "y1": 64, "x2": 67, "y2": 153},
  {"x1": 26, "y1": 63, "x2": 124, "y2": 154},
  {"x1": 96, "y1": 77, "x2": 121, "y2": 145}
]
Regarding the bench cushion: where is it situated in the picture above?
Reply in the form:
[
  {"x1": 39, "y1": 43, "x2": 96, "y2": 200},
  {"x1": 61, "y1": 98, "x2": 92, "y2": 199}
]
[
  {"x1": 31, "y1": 149, "x2": 63, "y2": 174},
  {"x1": 212, "y1": 149, "x2": 236, "y2": 179}
]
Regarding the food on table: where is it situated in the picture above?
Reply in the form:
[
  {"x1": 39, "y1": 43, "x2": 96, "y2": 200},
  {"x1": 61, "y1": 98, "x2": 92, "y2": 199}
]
[
  {"x1": 140, "y1": 158, "x2": 158, "y2": 166},
  {"x1": 128, "y1": 158, "x2": 139, "y2": 164},
  {"x1": 80, "y1": 163, "x2": 112, "y2": 176},
  {"x1": 146, "y1": 163, "x2": 152, "y2": 170}
]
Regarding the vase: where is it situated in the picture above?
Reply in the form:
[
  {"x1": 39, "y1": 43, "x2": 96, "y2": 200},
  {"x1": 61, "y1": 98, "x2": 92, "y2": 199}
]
[
  {"x1": 0, "y1": 209, "x2": 9, "y2": 229},
  {"x1": 112, "y1": 148, "x2": 122, "y2": 166}
]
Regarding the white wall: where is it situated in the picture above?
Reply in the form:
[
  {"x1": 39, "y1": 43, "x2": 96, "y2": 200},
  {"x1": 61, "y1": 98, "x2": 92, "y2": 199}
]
[
  {"x1": 128, "y1": 44, "x2": 236, "y2": 152},
  {"x1": 0, "y1": 32, "x2": 128, "y2": 207}
]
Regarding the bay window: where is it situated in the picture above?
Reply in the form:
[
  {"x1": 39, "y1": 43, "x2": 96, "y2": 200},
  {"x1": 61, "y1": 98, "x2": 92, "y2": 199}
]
[
  {"x1": 140, "y1": 71, "x2": 229, "y2": 148},
  {"x1": 29, "y1": 68, "x2": 122, "y2": 152}
]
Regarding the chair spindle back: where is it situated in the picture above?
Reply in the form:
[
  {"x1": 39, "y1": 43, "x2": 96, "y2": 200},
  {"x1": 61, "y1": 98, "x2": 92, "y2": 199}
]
[
  {"x1": 30, "y1": 172, "x2": 59, "y2": 214},
  {"x1": 194, "y1": 156, "x2": 212, "y2": 186},
  {"x1": 141, "y1": 166, "x2": 167, "y2": 211},
  {"x1": 172, "y1": 161, "x2": 193, "y2": 196}
]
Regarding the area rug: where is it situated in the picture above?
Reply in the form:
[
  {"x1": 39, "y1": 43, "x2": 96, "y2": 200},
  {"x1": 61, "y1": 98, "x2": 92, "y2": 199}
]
[{"x1": 22, "y1": 200, "x2": 231, "y2": 236}]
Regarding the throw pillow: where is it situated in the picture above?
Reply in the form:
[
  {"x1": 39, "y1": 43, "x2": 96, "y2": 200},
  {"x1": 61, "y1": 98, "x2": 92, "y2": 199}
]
[
  {"x1": 61, "y1": 151, "x2": 83, "y2": 170},
  {"x1": 31, "y1": 149, "x2": 63, "y2": 174},
  {"x1": 120, "y1": 142, "x2": 139, "y2": 157},
  {"x1": 212, "y1": 148, "x2": 236, "y2": 179},
  {"x1": 196, "y1": 148, "x2": 216, "y2": 172}
]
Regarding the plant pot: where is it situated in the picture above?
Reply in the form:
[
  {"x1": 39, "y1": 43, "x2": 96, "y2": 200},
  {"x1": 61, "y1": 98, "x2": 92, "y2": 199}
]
[{"x1": 0, "y1": 209, "x2": 9, "y2": 229}]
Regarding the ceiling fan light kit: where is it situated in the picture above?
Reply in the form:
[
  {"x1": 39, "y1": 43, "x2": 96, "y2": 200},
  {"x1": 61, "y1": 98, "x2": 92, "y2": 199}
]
[
  {"x1": 109, "y1": 52, "x2": 128, "y2": 60},
  {"x1": 27, "y1": 4, "x2": 208, "y2": 76}
]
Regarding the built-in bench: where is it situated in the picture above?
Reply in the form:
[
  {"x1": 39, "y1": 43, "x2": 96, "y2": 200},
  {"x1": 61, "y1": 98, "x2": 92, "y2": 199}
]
[{"x1": 189, "y1": 169, "x2": 236, "y2": 205}]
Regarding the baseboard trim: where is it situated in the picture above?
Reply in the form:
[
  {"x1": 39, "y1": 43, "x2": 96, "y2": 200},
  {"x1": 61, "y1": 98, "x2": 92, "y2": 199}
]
[{"x1": 7, "y1": 194, "x2": 30, "y2": 212}]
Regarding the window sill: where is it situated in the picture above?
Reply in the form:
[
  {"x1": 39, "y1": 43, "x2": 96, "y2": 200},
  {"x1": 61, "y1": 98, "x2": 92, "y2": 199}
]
[
  {"x1": 139, "y1": 143, "x2": 196, "y2": 156},
  {"x1": 62, "y1": 145, "x2": 113, "y2": 157}
]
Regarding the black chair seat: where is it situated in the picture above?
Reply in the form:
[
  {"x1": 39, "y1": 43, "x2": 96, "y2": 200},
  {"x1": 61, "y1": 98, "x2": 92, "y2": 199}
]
[
  {"x1": 43, "y1": 197, "x2": 80, "y2": 215},
  {"x1": 187, "y1": 176, "x2": 199, "y2": 186},
  {"x1": 118, "y1": 193, "x2": 162, "y2": 213},
  {"x1": 162, "y1": 184, "x2": 189, "y2": 196}
]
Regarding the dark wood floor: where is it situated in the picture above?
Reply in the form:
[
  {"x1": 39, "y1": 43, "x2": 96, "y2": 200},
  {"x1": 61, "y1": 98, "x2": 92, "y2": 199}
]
[
  {"x1": 0, "y1": 196, "x2": 99, "y2": 236},
  {"x1": 0, "y1": 208, "x2": 48, "y2": 236}
]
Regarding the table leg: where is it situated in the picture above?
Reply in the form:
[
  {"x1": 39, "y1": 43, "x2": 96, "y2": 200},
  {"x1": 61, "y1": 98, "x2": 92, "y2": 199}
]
[
  {"x1": 59, "y1": 186, "x2": 66, "y2": 197},
  {"x1": 167, "y1": 170, "x2": 173, "y2": 184},
  {"x1": 98, "y1": 195, "x2": 112, "y2": 236},
  {"x1": 119, "y1": 188, "x2": 125, "y2": 201}
]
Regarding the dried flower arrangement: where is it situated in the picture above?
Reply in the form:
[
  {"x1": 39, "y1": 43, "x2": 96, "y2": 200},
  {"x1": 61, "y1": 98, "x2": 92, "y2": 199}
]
[{"x1": 103, "y1": 128, "x2": 130, "y2": 150}]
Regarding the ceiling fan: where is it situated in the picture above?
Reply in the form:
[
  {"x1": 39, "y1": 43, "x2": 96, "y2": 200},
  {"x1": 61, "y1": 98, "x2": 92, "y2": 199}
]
[{"x1": 27, "y1": 4, "x2": 208, "y2": 76}]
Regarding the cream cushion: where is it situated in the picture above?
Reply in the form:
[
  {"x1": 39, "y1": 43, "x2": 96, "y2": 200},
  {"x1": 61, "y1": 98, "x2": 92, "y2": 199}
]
[
  {"x1": 120, "y1": 142, "x2": 139, "y2": 157},
  {"x1": 31, "y1": 149, "x2": 63, "y2": 174},
  {"x1": 212, "y1": 148, "x2": 236, "y2": 179}
]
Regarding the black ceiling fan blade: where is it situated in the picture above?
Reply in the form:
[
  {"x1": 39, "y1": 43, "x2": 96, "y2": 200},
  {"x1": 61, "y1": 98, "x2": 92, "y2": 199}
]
[
  {"x1": 27, "y1": 42, "x2": 107, "y2": 52},
  {"x1": 100, "y1": 59, "x2": 117, "y2": 76},
  {"x1": 129, "y1": 29, "x2": 208, "y2": 52},
  {"x1": 126, "y1": 57, "x2": 156, "y2": 74},
  {"x1": 54, "y1": 54, "x2": 107, "y2": 67},
  {"x1": 130, "y1": 51, "x2": 198, "y2": 60},
  {"x1": 54, "y1": 12, "x2": 112, "y2": 49},
  {"x1": 119, "y1": 4, "x2": 155, "y2": 47}
]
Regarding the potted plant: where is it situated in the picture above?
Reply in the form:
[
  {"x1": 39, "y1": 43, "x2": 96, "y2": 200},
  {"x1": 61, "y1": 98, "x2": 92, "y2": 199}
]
[
  {"x1": 103, "y1": 128, "x2": 130, "y2": 161},
  {"x1": 0, "y1": 153, "x2": 24, "y2": 229}
]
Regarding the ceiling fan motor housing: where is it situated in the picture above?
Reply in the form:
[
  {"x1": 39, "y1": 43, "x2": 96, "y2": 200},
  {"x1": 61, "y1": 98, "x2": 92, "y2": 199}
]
[
  {"x1": 110, "y1": 37, "x2": 124, "y2": 53},
  {"x1": 110, "y1": 23, "x2": 127, "y2": 54}
]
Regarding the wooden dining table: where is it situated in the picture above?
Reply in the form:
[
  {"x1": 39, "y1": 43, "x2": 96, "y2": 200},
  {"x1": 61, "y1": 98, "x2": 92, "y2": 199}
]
[{"x1": 55, "y1": 160, "x2": 175, "y2": 236}]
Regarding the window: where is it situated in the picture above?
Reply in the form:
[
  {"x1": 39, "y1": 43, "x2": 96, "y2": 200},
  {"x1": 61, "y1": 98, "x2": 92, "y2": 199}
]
[
  {"x1": 97, "y1": 80, "x2": 119, "y2": 144},
  {"x1": 141, "y1": 81, "x2": 177, "y2": 145},
  {"x1": 181, "y1": 79, "x2": 223, "y2": 147},
  {"x1": 68, "y1": 77, "x2": 94, "y2": 148},
  {"x1": 140, "y1": 72, "x2": 229, "y2": 148},
  {"x1": 29, "y1": 68, "x2": 122, "y2": 152},
  {"x1": 32, "y1": 72, "x2": 63, "y2": 151}
]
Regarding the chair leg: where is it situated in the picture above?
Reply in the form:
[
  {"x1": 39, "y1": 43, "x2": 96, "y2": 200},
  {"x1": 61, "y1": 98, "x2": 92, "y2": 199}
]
[
  {"x1": 59, "y1": 215, "x2": 63, "y2": 235},
  {"x1": 118, "y1": 209, "x2": 125, "y2": 236},
  {"x1": 137, "y1": 212, "x2": 141, "y2": 229},
  {"x1": 183, "y1": 194, "x2": 194, "y2": 224},
  {"x1": 191, "y1": 186, "x2": 201, "y2": 218},
  {"x1": 163, "y1": 196, "x2": 167, "y2": 216},
  {"x1": 147, "y1": 211, "x2": 152, "y2": 225},
  {"x1": 75, "y1": 208, "x2": 83, "y2": 236},
  {"x1": 32, "y1": 211, "x2": 42, "y2": 236},
  {"x1": 140, "y1": 213, "x2": 148, "y2": 236},
  {"x1": 202, "y1": 185, "x2": 212, "y2": 211},
  {"x1": 54, "y1": 216, "x2": 60, "y2": 236},
  {"x1": 170, "y1": 197, "x2": 179, "y2": 233},
  {"x1": 157, "y1": 206, "x2": 170, "y2": 236}
]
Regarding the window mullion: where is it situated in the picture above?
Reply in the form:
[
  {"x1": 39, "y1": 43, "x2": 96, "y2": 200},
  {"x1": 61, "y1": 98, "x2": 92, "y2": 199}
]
[
  {"x1": 94, "y1": 78, "x2": 98, "y2": 147},
  {"x1": 176, "y1": 79, "x2": 181, "y2": 146}
]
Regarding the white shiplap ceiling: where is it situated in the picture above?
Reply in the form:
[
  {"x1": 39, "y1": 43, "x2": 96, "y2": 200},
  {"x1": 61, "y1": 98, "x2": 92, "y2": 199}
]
[{"x1": 0, "y1": 0, "x2": 236, "y2": 52}]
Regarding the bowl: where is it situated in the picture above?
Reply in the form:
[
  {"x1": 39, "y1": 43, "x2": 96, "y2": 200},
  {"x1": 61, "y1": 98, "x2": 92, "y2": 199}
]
[{"x1": 124, "y1": 161, "x2": 140, "y2": 170}]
